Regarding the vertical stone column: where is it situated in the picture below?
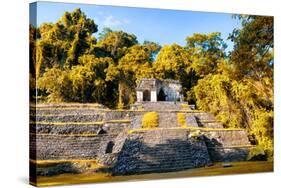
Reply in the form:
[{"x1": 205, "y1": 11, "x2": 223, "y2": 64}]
[
  {"x1": 137, "y1": 91, "x2": 143, "y2": 102},
  {"x1": 151, "y1": 90, "x2": 157, "y2": 102}
]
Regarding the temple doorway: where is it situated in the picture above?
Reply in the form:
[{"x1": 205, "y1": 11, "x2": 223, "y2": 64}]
[
  {"x1": 143, "y1": 90, "x2": 151, "y2": 101},
  {"x1": 157, "y1": 88, "x2": 166, "y2": 101}
]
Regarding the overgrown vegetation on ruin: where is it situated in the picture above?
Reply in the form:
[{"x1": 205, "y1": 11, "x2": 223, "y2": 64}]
[
  {"x1": 142, "y1": 112, "x2": 159, "y2": 128},
  {"x1": 177, "y1": 113, "x2": 187, "y2": 127},
  {"x1": 30, "y1": 9, "x2": 273, "y2": 160}
]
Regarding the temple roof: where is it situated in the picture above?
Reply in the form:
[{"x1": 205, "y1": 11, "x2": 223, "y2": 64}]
[
  {"x1": 136, "y1": 78, "x2": 181, "y2": 91},
  {"x1": 136, "y1": 78, "x2": 157, "y2": 91}
]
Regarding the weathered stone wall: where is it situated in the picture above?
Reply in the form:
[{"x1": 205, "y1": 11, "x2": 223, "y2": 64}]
[
  {"x1": 185, "y1": 114, "x2": 199, "y2": 127},
  {"x1": 31, "y1": 122, "x2": 130, "y2": 135},
  {"x1": 156, "y1": 80, "x2": 182, "y2": 101},
  {"x1": 112, "y1": 129, "x2": 212, "y2": 175},
  {"x1": 30, "y1": 130, "x2": 131, "y2": 161},
  {"x1": 204, "y1": 130, "x2": 250, "y2": 147},
  {"x1": 207, "y1": 147, "x2": 250, "y2": 162},
  {"x1": 30, "y1": 134, "x2": 106, "y2": 160},
  {"x1": 31, "y1": 123, "x2": 103, "y2": 134},
  {"x1": 30, "y1": 121, "x2": 131, "y2": 161},
  {"x1": 193, "y1": 112, "x2": 216, "y2": 121},
  {"x1": 204, "y1": 130, "x2": 251, "y2": 162},
  {"x1": 103, "y1": 111, "x2": 142, "y2": 121},
  {"x1": 33, "y1": 114, "x2": 105, "y2": 122},
  {"x1": 190, "y1": 112, "x2": 224, "y2": 128},
  {"x1": 130, "y1": 115, "x2": 142, "y2": 129},
  {"x1": 33, "y1": 109, "x2": 104, "y2": 116},
  {"x1": 31, "y1": 103, "x2": 253, "y2": 177}
]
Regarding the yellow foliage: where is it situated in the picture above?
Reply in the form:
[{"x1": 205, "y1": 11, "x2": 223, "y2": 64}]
[
  {"x1": 247, "y1": 146, "x2": 266, "y2": 160},
  {"x1": 177, "y1": 113, "x2": 187, "y2": 127},
  {"x1": 194, "y1": 73, "x2": 273, "y2": 160},
  {"x1": 180, "y1": 104, "x2": 190, "y2": 110},
  {"x1": 189, "y1": 130, "x2": 203, "y2": 140},
  {"x1": 142, "y1": 112, "x2": 158, "y2": 128}
]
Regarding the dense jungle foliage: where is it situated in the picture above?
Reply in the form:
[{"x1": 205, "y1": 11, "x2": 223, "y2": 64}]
[{"x1": 30, "y1": 9, "x2": 273, "y2": 160}]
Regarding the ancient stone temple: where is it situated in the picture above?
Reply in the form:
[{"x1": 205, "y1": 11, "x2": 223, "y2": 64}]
[
  {"x1": 31, "y1": 81, "x2": 254, "y2": 178},
  {"x1": 136, "y1": 78, "x2": 183, "y2": 102}
]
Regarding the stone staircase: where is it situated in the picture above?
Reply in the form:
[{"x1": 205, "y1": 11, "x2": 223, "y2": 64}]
[
  {"x1": 193, "y1": 112, "x2": 224, "y2": 128},
  {"x1": 31, "y1": 102, "x2": 253, "y2": 177},
  {"x1": 141, "y1": 102, "x2": 182, "y2": 111},
  {"x1": 112, "y1": 129, "x2": 211, "y2": 175},
  {"x1": 158, "y1": 112, "x2": 178, "y2": 128}
]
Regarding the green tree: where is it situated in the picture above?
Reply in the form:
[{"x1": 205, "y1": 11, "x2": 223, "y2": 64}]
[
  {"x1": 106, "y1": 43, "x2": 159, "y2": 108},
  {"x1": 194, "y1": 16, "x2": 274, "y2": 160},
  {"x1": 154, "y1": 44, "x2": 190, "y2": 80},
  {"x1": 36, "y1": 8, "x2": 98, "y2": 76},
  {"x1": 186, "y1": 32, "x2": 227, "y2": 77},
  {"x1": 153, "y1": 44, "x2": 192, "y2": 98},
  {"x1": 228, "y1": 15, "x2": 273, "y2": 80},
  {"x1": 96, "y1": 30, "x2": 138, "y2": 61},
  {"x1": 38, "y1": 55, "x2": 114, "y2": 104}
]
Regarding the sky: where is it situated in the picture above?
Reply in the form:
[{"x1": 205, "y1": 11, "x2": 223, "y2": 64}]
[{"x1": 32, "y1": 1, "x2": 242, "y2": 52}]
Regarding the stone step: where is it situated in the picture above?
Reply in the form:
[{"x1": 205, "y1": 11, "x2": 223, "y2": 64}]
[
  {"x1": 198, "y1": 122, "x2": 224, "y2": 128},
  {"x1": 132, "y1": 162, "x2": 195, "y2": 169},
  {"x1": 158, "y1": 112, "x2": 178, "y2": 128},
  {"x1": 204, "y1": 130, "x2": 251, "y2": 147},
  {"x1": 142, "y1": 102, "x2": 182, "y2": 111},
  {"x1": 139, "y1": 146, "x2": 194, "y2": 151},
  {"x1": 129, "y1": 156, "x2": 195, "y2": 162},
  {"x1": 31, "y1": 109, "x2": 104, "y2": 115},
  {"x1": 32, "y1": 103, "x2": 105, "y2": 108},
  {"x1": 139, "y1": 147, "x2": 194, "y2": 151},
  {"x1": 118, "y1": 151, "x2": 195, "y2": 162},
  {"x1": 127, "y1": 154, "x2": 194, "y2": 160},
  {"x1": 134, "y1": 159, "x2": 195, "y2": 165},
  {"x1": 194, "y1": 113, "x2": 216, "y2": 121},
  {"x1": 31, "y1": 123, "x2": 129, "y2": 134},
  {"x1": 33, "y1": 114, "x2": 104, "y2": 122},
  {"x1": 126, "y1": 160, "x2": 194, "y2": 167}
]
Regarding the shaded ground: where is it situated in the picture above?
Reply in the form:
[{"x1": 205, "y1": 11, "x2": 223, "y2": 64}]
[{"x1": 32, "y1": 161, "x2": 273, "y2": 187}]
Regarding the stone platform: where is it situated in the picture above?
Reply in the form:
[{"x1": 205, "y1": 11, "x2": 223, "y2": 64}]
[{"x1": 30, "y1": 102, "x2": 253, "y2": 177}]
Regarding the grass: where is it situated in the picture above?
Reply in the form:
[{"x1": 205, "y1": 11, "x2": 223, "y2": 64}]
[
  {"x1": 32, "y1": 161, "x2": 273, "y2": 187},
  {"x1": 142, "y1": 112, "x2": 159, "y2": 128}
]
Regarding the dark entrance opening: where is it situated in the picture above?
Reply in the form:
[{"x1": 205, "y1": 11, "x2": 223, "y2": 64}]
[
  {"x1": 143, "y1": 90, "x2": 151, "y2": 101},
  {"x1": 97, "y1": 128, "x2": 107, "y2": 135},
  {"x1": 157, "y1": 88, "x2": 166, "y2": 101},
  {"x1": 105, "y1": 141, "x2": 114, "y2": 153}
]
